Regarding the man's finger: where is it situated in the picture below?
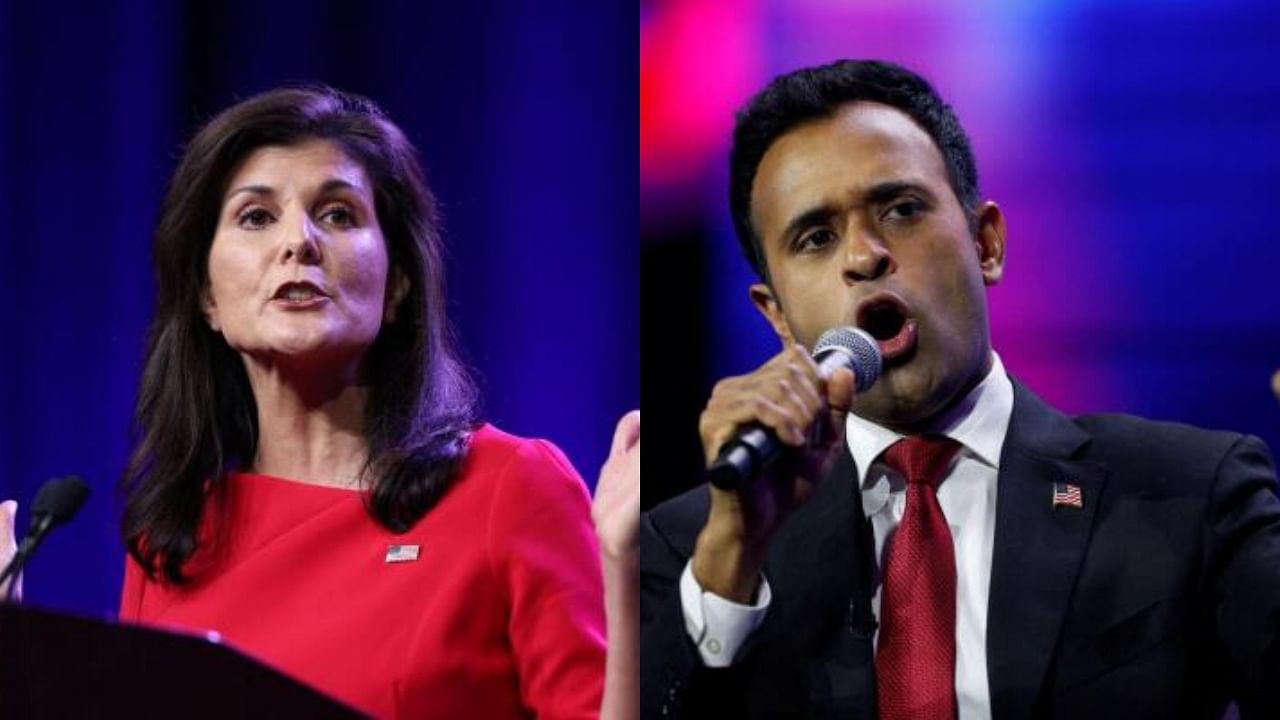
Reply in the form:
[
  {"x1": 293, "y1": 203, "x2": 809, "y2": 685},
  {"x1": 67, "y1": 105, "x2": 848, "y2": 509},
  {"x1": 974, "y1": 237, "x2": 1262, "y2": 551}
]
[
  {"x1": 1272, "y1": 369, "x2": 1280, "y2": 404},
  {"x1": 825, "y1": 367, "x2": 857, "y2": 415}
]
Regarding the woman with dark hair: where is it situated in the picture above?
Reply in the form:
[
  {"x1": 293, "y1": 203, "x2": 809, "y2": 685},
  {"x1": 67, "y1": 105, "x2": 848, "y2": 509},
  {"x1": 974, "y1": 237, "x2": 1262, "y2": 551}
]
[{"x1": 102, "y1": 85, "x2": 615, "y2": 718}]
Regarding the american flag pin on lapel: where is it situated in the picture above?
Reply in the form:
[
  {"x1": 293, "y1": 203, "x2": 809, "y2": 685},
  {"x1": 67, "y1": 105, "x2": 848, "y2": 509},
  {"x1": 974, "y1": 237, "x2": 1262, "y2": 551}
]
[
  {"x1": 1052, "y1": 481, "x2": 1083, "y2": 509},
  {"x1": 385, "y1": 544, "x2": 420, "y2": 563}
]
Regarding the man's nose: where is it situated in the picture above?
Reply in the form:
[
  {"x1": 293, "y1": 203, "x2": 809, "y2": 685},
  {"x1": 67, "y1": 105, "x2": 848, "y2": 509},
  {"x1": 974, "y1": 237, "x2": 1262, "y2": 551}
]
[{"x1": 841, "y1": 225, "x2": 893, "y2": 283}]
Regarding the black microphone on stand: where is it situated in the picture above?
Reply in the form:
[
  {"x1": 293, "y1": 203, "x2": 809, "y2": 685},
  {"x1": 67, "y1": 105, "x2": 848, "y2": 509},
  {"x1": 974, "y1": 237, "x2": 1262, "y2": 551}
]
[
  {"x1": 707, "y1": 327, "x2": 882, "y2": 491},
  {"x1": 0, "y1": 476, "x2": 90, "y2": 602}
]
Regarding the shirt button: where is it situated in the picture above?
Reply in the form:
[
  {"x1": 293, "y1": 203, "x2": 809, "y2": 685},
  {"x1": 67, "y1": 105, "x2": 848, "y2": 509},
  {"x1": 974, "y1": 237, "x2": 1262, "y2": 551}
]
[{"x1": 705, "y1": 638, "x2": 721, "y2": 655}]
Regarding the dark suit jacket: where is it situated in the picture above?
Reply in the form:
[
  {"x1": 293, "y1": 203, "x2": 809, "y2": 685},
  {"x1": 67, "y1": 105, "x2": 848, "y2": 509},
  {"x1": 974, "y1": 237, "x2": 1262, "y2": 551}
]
[{"x1": 641, "y1": 380, "x2": 1280, "y2": 719}]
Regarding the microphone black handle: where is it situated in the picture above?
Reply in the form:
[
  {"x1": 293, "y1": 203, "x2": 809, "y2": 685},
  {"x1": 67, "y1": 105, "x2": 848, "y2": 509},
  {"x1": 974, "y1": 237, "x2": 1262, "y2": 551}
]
[
  {"x1": 0, "y1": 553, "x2": 19, "y2": 591},
  {"x1": 0, "y1": 514, "x2": 54, "y2": 601},
  {"x1": 707, "y1": 425, "x2": 783, "y2": 490}
]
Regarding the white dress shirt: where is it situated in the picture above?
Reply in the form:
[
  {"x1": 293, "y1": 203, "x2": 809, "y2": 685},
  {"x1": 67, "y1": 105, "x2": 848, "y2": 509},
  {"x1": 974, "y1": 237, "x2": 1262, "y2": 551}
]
[{"x1": 681, "y1": 352, "x2": 1013, "y2": 720}]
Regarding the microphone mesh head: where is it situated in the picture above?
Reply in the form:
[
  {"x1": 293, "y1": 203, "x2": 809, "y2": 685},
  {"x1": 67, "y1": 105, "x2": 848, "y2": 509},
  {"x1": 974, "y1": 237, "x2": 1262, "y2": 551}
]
[
  {"x1": 31, "y1": 475, "x2": 90, "y2": 525},
  {"x1": 814, "y1": 326, "x2": 882, "y2": 392}
]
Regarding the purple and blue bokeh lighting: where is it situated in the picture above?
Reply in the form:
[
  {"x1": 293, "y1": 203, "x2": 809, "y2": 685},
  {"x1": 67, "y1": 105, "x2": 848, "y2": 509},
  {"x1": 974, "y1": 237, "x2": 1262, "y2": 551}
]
[{"x1": 642, "y1": 0, "x2": 1280, "y2": 505}]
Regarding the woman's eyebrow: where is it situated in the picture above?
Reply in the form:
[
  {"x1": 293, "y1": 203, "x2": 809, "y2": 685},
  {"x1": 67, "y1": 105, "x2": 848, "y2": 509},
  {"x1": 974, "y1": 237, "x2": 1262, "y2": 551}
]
[
  {"x1": 223, "y1": 178, "x2": 367, "y2": 206},
  {"x1": 317, "y1": 178, "x2": 365, "y2": 196},
  {"x1": 224, "y1": 184, "x2": 274, "y2": 203}
]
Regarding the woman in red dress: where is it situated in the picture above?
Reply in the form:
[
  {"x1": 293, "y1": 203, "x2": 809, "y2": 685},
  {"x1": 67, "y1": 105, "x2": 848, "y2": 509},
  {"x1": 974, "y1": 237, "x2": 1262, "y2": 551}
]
[{"x1": 98, "y1": 86, "x2": 624, "y2": 718}]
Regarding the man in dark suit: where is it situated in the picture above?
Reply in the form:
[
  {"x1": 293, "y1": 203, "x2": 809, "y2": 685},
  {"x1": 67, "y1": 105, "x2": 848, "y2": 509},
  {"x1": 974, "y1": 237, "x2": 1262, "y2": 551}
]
[{"x1": 640, "y1": 60, "x2": 1280, "y2": 719}]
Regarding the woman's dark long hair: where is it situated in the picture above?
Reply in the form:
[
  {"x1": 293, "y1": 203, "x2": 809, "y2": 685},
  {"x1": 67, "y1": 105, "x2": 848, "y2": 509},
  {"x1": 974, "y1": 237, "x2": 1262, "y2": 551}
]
[{"x1": 121, "y1": 86, "x2": 479, "y2": 585}]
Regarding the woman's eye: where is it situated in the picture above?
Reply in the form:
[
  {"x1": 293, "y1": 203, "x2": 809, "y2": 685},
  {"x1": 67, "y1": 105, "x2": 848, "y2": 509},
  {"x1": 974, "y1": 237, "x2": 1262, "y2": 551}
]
[
  {"x1": 320, "y1": 206, "x2": 356, "y2": 228},
  {"x1": 237, "y1": 208, "x2": 275, "y2": 229},
  {"x1": 796, "y1": 228, "x2": 838, "y2": 252}
]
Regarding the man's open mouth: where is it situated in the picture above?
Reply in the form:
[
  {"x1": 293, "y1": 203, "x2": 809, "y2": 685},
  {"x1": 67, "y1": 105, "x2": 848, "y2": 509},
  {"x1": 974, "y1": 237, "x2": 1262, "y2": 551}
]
[{"x1": 856, "y1": 294, "x2": 918, "y2": 363}]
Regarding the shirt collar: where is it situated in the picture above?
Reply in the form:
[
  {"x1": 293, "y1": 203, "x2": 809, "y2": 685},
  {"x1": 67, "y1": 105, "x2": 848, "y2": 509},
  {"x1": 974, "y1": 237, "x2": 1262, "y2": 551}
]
[{"x1": 844, "y1": 351, "x2": 1014, "y2": 489}]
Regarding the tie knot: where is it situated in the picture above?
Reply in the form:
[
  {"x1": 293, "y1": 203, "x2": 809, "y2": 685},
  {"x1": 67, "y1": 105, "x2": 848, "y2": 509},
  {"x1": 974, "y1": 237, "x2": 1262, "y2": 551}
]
[{"x1": 881, "y1": 435, "x2": 961, "y2": 489}]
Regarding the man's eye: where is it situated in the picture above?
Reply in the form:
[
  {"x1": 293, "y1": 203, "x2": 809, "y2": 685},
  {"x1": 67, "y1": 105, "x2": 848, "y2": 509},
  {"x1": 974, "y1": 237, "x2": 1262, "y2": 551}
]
[
  {"x1": 882, "y1": 199, "x2": 924, "y2": 222},
  {"x1": 238, "y1": 208, "x2": 275, "y2": 229},
  {"x1": 796, "y1": 228, "x2": 838, "y2": 252}
]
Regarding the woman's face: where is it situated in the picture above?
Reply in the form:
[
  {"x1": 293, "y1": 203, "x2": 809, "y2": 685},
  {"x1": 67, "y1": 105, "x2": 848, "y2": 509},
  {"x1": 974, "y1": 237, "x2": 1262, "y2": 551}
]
[{"x1": 204, "y1": 139, "x2": 404, "y2": 374}]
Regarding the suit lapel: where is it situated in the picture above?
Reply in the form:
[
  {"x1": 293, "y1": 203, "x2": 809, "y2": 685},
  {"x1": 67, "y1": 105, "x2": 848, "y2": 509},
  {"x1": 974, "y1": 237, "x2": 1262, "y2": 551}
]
[
  {"x1": 768, "y1": 449, "x2": 879, "y2": 712},
  {"x1": 771, "y1": 448, "x2": 860, "y2": 641},
  {"x1": 986, "y1": 381, "x2": 1108, "y2": 720}
]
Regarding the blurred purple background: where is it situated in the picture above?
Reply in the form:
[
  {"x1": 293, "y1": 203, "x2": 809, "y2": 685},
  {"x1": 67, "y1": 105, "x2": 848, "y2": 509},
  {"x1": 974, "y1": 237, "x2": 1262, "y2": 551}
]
[
  {"x1": 643, "y1": 0, "x2": 1280, "y2": 506},
  {"x1": 0, "y1": 1, "x2": 636, "y2": 616}
]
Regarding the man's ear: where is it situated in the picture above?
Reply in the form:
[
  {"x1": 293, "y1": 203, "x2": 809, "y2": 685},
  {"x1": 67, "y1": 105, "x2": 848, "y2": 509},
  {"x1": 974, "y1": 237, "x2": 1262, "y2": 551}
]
[
  {"x1": 749, "y1": 282, "x2": 797, "y2": 347},
  {"x1": 201, "y1": 287, "x2": 221, "y2": 332},
  {"x1": 384, "y1": 267, "x2": 411, "y2": 324},
  {"x1": 973, "y1": 201, "x2": 1006, "y2": 286}
]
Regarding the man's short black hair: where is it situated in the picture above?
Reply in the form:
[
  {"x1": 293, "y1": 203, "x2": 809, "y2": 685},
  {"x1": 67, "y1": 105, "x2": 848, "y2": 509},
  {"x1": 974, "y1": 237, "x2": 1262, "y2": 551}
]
[{"x1": 729, "y1": 59, "x2": 981, "y2": 280}]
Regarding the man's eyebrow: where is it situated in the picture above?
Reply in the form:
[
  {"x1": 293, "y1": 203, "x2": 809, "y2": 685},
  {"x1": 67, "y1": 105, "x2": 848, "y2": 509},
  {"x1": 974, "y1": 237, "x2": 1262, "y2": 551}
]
[
  {"x1": 775, "y1": 181, "x2": 937, "y2": 244},
  {"x1": 777, "y1": 205, "x2": 837, "y2": 246},
  {"x1": 864, "y1": 180, "x2": 934, "y2": 206}
]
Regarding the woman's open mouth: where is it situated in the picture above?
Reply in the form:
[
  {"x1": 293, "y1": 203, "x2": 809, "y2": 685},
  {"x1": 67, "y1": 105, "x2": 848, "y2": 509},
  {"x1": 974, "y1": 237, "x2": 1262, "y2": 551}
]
[
  {"x1": 271, "y1": 281, "x2": 331, "y2": 310},
  {"x1": 856, "y1": 295, "x2": 918, "y2": 363}
]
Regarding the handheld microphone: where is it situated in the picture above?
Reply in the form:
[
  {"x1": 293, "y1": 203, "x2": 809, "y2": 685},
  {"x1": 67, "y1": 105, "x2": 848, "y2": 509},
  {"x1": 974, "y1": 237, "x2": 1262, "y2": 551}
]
[
  {"x1": 707, "y1": 327, "x2": 881, "y2": 491},
  {"x1": 0, "y1": 476, "x2": 90, "y2": 602}
]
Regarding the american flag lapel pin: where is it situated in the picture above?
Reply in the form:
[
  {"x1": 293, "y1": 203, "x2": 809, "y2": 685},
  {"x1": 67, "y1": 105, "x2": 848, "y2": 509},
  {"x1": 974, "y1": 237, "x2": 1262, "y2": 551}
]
[
  {"x1": 385, "y1": 544, "x2": 420, "y2": 563},
  {"x1": 1052, "y1": 481, "x2": 1083, "y2": 509}
]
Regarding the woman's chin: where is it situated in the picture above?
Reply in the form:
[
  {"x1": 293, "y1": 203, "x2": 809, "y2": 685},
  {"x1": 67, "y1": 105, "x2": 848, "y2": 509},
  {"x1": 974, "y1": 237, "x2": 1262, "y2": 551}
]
[{"x1": 241, "y1": 339, "x2": 365, "y2": 370}]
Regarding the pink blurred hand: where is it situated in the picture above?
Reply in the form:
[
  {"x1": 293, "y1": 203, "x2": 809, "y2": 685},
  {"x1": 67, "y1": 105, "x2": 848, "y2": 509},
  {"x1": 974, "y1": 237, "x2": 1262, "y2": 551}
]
[
  {"x1": 593, "y1": 410, "x2": 640, "y2": 561},
  {"x1": 593, "y1": 410, "x2": 639, "y2": 720},
  {"x1": 0, "y1": 500, "x2": 21, "y2": 602}
]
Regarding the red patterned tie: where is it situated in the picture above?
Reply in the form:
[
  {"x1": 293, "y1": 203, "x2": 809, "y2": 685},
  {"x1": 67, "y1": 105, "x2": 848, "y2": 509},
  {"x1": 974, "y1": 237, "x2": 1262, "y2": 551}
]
[{"x1": 875, "y1": 435, "x2": 961, "y2": 720}]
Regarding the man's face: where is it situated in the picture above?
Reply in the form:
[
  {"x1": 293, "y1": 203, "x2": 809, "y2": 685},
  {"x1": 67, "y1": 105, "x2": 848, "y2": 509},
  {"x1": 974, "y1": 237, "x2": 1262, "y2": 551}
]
[{"x1": 749, "y1": 101, "x2": 1006, "y2": 429}]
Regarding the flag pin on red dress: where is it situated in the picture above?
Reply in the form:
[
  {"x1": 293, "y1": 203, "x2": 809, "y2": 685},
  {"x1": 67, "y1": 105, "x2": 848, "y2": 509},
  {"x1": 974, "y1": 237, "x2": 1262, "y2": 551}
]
[
  {"x1": 1052, "y1": 481, "x2": 1083, "y2": 509},
  {"x1": 385, "y1": 544, "x2": 420, "y2": 563}
]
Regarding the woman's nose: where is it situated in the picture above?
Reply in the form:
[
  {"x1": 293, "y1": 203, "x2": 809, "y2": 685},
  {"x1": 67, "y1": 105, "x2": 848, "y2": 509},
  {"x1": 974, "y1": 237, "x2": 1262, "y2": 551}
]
[{"x1": 283, "y1": 214, "x2": 323, "y2": 264}]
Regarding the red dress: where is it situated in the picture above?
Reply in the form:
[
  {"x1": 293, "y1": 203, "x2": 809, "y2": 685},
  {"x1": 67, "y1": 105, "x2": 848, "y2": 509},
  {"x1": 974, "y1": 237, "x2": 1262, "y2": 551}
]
[{"x1": 119, "y1": 425, "x2": 605, "y2": 719}]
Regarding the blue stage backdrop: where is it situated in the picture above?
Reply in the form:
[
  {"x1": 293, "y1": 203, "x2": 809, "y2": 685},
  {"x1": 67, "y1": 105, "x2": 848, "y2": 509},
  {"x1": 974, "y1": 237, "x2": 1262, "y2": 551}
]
[{"x1": 0, "y1": 1, "x2": 637, "y2": 616}]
